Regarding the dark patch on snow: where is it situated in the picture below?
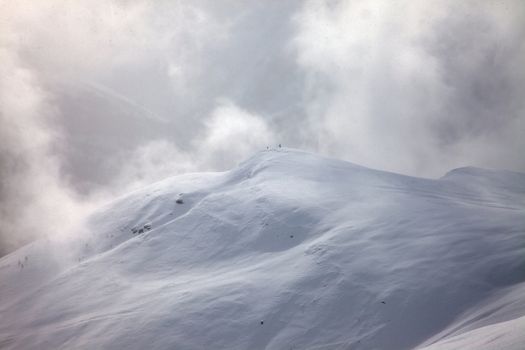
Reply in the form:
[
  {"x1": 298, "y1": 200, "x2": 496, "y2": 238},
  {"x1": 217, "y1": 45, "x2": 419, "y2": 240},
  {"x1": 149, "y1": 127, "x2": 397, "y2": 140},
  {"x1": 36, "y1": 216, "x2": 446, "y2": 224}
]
[{"x1": 131, "y1": 223, "x2": 153, "y2": 235}]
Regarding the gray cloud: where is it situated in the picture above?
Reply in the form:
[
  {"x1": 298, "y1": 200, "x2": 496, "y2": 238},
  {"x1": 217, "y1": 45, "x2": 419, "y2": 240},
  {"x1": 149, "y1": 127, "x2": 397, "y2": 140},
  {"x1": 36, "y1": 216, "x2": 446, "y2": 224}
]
[
  {"x1": 292, "y1": 0, "x2": 525, "y2": 175},
  {"x1": 422, "y1": 2, "x2": 525, "y2": 143},
  {"x1": 1, "y1": 0, "x2": 524, "y2": 255}
]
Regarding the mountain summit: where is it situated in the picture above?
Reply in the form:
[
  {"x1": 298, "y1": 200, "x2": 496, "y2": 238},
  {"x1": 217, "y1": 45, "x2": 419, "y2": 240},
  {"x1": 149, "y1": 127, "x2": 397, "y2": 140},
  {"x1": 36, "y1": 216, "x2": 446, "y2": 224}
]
[{"x1": 1, "y1": 149, "x2": 524, "y2": 349}]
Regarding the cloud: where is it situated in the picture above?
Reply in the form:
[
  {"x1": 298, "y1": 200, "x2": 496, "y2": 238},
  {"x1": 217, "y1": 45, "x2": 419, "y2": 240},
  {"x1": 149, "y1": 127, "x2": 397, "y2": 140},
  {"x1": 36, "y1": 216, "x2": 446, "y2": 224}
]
[
  {"x1": 291, "y1": 0, "x2": 525, "y2": 175},
  {"x1": 114, "y1": 101, "x2": 275, "y2": 191},
  {"x1": 0, "y1": 48, "x2": 96, "y2": 255},
  {"x1": 0, "y1": 0, "x2": 524, "y2": 254}
]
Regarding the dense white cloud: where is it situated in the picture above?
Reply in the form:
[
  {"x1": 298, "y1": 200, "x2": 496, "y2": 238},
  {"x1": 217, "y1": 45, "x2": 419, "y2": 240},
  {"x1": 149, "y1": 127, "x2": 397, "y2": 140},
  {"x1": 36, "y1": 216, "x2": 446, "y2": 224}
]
[
  {"x1": 0, "y1": 48, "x2": 95, "y2": 253},
  {"x1": 115, "y1": 101, "x2": 275, "y2": 191}
]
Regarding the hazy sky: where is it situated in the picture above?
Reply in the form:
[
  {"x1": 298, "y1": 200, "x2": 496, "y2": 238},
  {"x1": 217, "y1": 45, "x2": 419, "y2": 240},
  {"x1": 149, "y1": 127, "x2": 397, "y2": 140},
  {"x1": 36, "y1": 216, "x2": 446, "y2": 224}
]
[{"x1": 1, "y1": 0, "x2": 524, "y2": 255}]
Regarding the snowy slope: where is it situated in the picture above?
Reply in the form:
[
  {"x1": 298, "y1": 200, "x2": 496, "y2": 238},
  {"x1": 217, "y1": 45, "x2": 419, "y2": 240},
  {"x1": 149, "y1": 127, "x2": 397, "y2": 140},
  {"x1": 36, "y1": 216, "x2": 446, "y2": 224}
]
[{"x1": 1, "y1": 149, "x2": 524, "y2": 350}]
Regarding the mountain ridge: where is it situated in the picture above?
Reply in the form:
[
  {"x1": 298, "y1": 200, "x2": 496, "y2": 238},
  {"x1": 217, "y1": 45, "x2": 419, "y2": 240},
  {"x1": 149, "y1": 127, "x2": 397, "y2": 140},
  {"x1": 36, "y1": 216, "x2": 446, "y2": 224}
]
[{"x1": 1, "y1": 149, "x2": 524, "y2": 349}]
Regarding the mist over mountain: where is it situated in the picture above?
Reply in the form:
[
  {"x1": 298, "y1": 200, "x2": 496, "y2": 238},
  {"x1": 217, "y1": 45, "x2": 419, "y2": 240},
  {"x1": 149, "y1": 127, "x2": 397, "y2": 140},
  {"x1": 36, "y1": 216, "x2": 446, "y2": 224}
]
[
  {"x1": 1, "y1": 0, "x2": 525, "y2": 254},
  {"x1": 1, "y1": 2, "x2": 524, "y2": 347}
]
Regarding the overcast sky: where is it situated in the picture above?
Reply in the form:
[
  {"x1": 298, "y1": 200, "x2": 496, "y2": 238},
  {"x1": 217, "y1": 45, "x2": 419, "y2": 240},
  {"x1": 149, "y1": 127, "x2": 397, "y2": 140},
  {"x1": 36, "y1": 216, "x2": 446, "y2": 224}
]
[{"x1": 1, "y1": 0, "x2": 524, "y2": 255}]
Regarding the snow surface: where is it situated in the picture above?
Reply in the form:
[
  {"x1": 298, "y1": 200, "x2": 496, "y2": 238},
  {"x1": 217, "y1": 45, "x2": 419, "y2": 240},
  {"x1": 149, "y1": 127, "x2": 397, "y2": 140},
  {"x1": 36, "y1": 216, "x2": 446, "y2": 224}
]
[{"x1": 1, "y1": 149, "x2": 524, "y2": 350}]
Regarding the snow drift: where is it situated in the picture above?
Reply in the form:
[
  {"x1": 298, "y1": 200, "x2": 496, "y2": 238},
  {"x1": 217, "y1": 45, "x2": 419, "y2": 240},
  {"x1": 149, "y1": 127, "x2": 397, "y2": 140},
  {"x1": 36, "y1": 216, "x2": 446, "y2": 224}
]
[{"x1": 1, "y1": 149, "x2": 524, "y2": 349}]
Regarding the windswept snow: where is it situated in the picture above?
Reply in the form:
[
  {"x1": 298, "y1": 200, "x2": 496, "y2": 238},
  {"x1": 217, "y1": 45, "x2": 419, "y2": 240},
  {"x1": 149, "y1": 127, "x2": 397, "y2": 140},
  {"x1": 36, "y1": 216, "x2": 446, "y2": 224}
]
[{"x1": 0, "y1": 149, "x2": 524, "y2": 349}]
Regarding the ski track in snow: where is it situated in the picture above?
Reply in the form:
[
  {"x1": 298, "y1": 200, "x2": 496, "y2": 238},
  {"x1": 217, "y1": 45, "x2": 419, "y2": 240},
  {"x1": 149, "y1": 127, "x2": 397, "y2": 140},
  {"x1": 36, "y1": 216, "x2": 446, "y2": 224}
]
[{"x1": 0, "y1": 149, "x2": 524, "y2": 349}]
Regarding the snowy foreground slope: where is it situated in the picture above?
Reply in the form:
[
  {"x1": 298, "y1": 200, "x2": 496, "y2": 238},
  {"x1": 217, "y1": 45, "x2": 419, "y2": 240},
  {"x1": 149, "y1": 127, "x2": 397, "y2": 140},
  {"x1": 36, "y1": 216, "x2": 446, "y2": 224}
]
[{"x1": 1, "y1": 149, "x2": 524, "y2": 350}]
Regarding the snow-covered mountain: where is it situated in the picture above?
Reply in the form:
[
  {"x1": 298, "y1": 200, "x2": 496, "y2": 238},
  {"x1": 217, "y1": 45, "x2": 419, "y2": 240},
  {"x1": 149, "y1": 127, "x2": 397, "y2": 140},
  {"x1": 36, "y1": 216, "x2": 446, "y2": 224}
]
[{"x1": 1, "y1": 149, "x2": 524, "y2": 350}]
